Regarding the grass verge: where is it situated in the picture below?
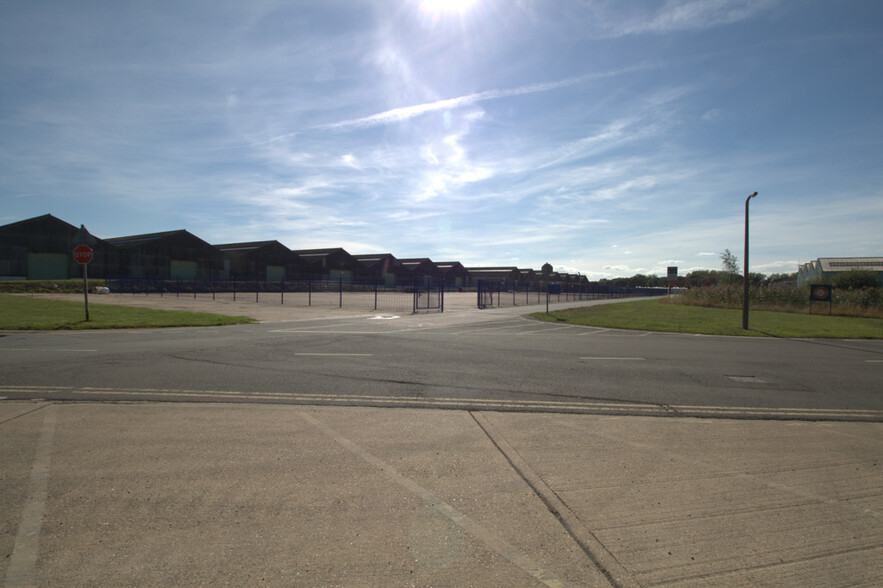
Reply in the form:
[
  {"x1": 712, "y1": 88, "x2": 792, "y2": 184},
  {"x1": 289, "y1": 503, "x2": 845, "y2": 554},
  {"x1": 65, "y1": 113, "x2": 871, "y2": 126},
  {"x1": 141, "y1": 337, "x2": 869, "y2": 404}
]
[
  {"x1": 0, "y1": 294, "x2": 255, "y2": 330},
  {"x1": 532, "y1": 298, "x2": 883, "y2": 339}
]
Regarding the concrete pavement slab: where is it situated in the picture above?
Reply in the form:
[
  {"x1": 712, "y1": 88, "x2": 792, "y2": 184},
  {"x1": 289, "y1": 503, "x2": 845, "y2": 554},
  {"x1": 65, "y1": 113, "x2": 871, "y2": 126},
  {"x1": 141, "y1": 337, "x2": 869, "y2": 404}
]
[
  {"x1": 482, "y1": 412, "x2": 883, "y2": 587},
  {"x1": 2, "y1": 401, "x2": 881, "y2": 587}
]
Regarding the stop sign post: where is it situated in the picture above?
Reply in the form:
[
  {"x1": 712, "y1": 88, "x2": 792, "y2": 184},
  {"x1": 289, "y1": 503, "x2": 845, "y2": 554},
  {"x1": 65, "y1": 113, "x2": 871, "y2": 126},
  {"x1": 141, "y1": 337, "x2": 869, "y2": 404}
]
[{"x1": 72, "y1": 245, "x2": 93, "y2": 321}]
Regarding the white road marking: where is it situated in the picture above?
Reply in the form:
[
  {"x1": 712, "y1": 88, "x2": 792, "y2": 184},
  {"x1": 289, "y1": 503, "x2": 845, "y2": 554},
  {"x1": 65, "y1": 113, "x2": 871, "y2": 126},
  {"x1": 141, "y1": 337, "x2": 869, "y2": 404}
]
[
  {"x1": 1, "y1": 386, "x2": 880, "y2": 420},
  {"x1": 580, "y1": 357, "x2": 645, "y2": 361},
  {"x1": 4, "y1": 348, "x2": 98, "y2": 352},
  {"x1": 293, "y1": 353, "x2": 373, "y2": 357},
  {"x1": 578, "y1": 328, "x2": 611, "y2": 336}
]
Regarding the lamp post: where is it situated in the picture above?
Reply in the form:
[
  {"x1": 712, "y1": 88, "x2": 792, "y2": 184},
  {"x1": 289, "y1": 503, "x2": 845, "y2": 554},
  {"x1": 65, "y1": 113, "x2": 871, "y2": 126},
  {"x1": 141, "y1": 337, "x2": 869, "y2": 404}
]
[{"x1": 742, "y1": 191, "x2": 758, "y2": 330}]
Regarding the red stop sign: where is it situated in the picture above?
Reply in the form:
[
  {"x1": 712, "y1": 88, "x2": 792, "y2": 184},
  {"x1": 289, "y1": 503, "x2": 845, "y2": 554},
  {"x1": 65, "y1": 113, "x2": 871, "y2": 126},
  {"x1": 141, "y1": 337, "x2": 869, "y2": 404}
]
[{"x1": 73, "y1": 244, "x2": 93, "y2": 264}]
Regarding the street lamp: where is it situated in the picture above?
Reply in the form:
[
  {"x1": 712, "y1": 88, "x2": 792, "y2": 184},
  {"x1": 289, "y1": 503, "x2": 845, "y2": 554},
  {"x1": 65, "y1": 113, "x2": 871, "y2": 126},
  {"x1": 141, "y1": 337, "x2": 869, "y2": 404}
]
[{"x1": 742, "y1": 191, "x2": 758, "y2": 330}]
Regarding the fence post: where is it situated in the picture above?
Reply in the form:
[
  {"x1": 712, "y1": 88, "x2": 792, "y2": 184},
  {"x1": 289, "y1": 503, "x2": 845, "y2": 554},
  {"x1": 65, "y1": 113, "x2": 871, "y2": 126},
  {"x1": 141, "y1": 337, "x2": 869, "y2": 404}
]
[
  {"x1": 176, "y1": 277, "x2": 180, "y2": 298},
  {"x1": 413, "y1": 279, "x2": 418, "y2": 314},
  {"x1": 281, "y1": 279, "x2": 284, "y2": 305},
  {"x1": 440, "y1": 281, "x2": 444, "y2": 313},
  {"x1": 374, "y1": 281, "x2": 378, "y2": 311},
  {"x1": 212, "y1": 277, "x2": 215, "y2": 301},
  {"x1": 233, "y1": 276, "x2": 237, "y2": 301},
  {"x1": 308, "y1": 279, "x2": 312, "y2": 306},
  {"x1": 339, "y1": 277, "x2": 343, "y2": 308},
  {"x1": 256, "y1": 277, "x2": 259, "y2": 303}
]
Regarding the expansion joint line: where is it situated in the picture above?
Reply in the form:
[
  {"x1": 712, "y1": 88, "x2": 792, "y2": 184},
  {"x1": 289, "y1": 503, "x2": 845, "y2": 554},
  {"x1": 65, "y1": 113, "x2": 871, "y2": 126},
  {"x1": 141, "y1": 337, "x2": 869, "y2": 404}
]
[
  {"x1": 469, "y1": 411, "x2": 639, "y2": 588},
  {"x1": 5, "y1": 403, "x2": 57, "y2": 588}
]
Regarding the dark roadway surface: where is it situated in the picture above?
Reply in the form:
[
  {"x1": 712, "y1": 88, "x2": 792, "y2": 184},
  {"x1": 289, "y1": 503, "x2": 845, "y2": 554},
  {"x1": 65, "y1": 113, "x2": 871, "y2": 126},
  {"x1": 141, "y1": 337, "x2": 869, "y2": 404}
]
[{"x1": 2, "y1": 304, "x2": 881, "y2": 421}]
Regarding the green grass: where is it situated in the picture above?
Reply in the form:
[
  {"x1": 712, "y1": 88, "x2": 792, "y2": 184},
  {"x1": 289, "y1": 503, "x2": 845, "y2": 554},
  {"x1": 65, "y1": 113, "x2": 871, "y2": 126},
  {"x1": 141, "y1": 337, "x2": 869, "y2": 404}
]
[
  {"x1": 533, "y1": 298, "x2": 883, "y2": 339},
  {"x1": 0, "y1": 294, "x2": 255, "y2": 330}
]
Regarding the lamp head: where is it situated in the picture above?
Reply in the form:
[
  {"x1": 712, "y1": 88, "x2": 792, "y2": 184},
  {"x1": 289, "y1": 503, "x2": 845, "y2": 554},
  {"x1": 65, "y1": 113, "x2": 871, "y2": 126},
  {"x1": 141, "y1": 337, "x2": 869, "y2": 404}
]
[{"x1": 748, "y1": 191, "x2": 758, "y2": 199}]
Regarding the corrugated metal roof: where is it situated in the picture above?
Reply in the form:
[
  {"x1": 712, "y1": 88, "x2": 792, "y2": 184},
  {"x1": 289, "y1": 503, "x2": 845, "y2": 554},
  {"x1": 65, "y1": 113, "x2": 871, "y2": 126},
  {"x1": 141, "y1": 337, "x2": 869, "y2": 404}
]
[{"x1": 818, "y1": 257, "x2": 883, "y2": 271}]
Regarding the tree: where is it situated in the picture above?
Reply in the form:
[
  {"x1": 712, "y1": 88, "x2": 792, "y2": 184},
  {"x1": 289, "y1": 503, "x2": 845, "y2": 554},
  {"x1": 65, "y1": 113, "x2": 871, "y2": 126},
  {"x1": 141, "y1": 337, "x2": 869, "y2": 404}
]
[
  {"x1": 720, "y1": 249, "x2": 739, "y2": 275},
  {"x1": 833, "y1": 270, "x2": 879, "y2": 290}
]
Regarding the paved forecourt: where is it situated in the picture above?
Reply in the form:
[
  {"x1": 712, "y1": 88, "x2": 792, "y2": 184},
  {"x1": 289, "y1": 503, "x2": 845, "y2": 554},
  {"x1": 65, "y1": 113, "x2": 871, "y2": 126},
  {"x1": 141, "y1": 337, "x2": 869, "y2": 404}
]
[
  {"x1": 19, "y1": 290, "x2": 598, "y2": 322},
  {"x1": 2, "y1": 401, "x2": 881, "y2": 587}
]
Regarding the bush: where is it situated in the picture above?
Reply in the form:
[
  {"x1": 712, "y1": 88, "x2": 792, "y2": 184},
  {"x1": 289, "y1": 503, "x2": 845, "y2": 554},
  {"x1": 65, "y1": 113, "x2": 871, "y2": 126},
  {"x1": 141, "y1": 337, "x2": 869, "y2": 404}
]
[
  {"x1": 0, "y1": 279, "x2": 106, "y2": 294},
  {"x1": 671, "y1": 283, "x2": 882, "y2": 318},
  {"x1": 833, "y1": 270, "x2": 880, "y2": 290}
]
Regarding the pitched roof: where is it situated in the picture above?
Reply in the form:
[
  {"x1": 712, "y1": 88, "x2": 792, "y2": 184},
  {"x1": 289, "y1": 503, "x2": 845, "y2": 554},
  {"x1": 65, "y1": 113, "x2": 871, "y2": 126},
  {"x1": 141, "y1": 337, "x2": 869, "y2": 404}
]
[
  {"x1": 818, "y1": 257, "x2": 883, "y2": 272},
  {"x1": 105, "y1": 230, "x2": 192, "y2": 247},
  {"x1": 214, "y1": 240, "x2": 288, "y2": 253}
]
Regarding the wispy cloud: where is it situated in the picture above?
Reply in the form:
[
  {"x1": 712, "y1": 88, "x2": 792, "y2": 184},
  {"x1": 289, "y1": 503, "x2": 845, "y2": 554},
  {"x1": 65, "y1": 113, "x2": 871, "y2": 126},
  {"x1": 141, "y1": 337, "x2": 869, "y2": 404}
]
[
  {"x1": 610, "y1": 0, "x2": 779, "y2": 36},
  {"x1": 322, "y1": 77, "x2": 586, "y2": 130}
]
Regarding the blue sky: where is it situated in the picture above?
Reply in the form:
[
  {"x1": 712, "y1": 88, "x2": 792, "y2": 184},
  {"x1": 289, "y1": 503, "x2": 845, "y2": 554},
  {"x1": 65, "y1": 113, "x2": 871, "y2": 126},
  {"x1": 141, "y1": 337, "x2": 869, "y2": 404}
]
[{"x1": 2, "y1": 1, "x2": 881, "y2": 278}]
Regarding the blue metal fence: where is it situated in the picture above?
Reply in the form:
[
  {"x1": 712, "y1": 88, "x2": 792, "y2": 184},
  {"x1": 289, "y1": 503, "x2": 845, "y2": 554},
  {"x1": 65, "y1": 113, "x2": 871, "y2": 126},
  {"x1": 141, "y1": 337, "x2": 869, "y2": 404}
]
[
  {"x1": 476, "y1": 280, "x2": 667, "y2": 309},
  {"x1": 104, "y1": 276, "x2": 444, "y2": 314}
]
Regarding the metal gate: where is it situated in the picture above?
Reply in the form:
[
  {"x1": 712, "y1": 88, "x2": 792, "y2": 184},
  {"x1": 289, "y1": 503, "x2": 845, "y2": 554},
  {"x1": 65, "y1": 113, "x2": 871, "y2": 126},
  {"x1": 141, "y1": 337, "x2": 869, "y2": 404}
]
[
  {"x1": 413, "y1": 279, "x2": 444, "y2": 313},
  {"x1": 477, "y1": 280, "x2": 500, "y2": 309}
]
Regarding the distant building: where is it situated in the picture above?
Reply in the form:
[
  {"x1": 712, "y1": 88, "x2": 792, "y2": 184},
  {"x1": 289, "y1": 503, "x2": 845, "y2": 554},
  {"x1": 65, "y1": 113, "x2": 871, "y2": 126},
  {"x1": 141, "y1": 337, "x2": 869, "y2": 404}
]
[
  {"x1": 352, "y1": 254, "x2": 398, "y2": 287},
  {"x1": 106, "y1": 230, "x2": 225, "y2": 279},
  {"x1": 215, "y1": 240, "x2": 294, "y2": 281},
  {"x1": 291, "y1": 248, "x2": 359, "y2": 283},
  {"x1": 435, "y1": 261, "x2": 469, "y2": 289},
  {"x1": 465, "y1": 267, "x2": 521, "y2": 289},
  {"x1": 396, "y1": 258, "x2": 439, "y2": 289},
  {"x1": 0, "y1": 213, "x2": 594, "y2": 292},
  {"x1": 797, "y1": 257, "x2": 883, "y2": 287},
  {"x1": 0, "y1": 214, "x2": 118, "y2": 279}
]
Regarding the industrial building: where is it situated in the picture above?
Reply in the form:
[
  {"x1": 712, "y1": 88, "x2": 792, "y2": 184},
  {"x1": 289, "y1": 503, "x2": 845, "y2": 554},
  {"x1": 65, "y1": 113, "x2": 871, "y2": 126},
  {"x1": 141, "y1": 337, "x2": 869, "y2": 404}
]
[
  {"x1": 797, "y1": 258, "x2": 883, "y2": 287},
  {"x1": 1, "y1": 213, "x2": 587, "y2": 290}
]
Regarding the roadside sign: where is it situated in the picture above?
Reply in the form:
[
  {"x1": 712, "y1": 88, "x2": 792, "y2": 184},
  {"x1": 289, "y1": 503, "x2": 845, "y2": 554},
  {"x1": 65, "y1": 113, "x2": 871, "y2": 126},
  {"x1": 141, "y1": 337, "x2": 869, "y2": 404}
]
[
  {"x1": 810, "y1": 284, "x2": 831, "y2": 301},
  {"x1": 667, "y1": 266, "x2": 678, "y2": 287},
  {"x1": 73, "y1": 244, "x2": 93, "y2": 265},
  {"x1": 809, "y1": 284, "x2": 832, "y2": 316}
]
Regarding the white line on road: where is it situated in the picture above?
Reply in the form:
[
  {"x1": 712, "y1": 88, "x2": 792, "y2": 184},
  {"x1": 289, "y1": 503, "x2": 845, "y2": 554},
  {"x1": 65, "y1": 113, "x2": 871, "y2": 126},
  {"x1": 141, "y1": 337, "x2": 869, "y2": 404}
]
[
  {"x1": 4, "y1": 348, "x2": 98, "y2": 352},
  {"x1": 580, "y1": 357, "x2": 645, "y2": 361},
  {"x1": 293, "y1": 353, "x2": 373, "y2": 357},
  {"x1": 2, "y1": 386, "x2": 880, "y2": 420},
  {"x1": 516, "y1": 325, "x2": 577, "y2": 335},
  {"x1": 578, "y1": 328, "x2": 611, "y2": 336}
]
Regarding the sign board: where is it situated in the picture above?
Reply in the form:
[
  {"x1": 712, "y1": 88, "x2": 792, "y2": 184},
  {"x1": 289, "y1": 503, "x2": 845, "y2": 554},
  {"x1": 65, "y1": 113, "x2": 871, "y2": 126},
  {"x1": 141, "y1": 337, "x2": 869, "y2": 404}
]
[
  {"x1": 810, "y1": 284, "x2": 832, "y2": 302},
  {"x1": 667, "y1": 266, "x2": 678, "y2": 287},
  {"x1": 809, "y1": 284, "x2": 832, "y2": 316},
  {"x1": 73, "y1": 244, "x2": 93, "y2": 265}
]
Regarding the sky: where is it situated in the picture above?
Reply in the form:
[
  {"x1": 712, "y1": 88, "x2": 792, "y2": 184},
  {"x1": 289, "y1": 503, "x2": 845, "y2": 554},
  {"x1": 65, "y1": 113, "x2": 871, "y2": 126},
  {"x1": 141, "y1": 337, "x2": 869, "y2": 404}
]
[{"x1": 1, "y1": 0, "x2": 882, "y2": 279}]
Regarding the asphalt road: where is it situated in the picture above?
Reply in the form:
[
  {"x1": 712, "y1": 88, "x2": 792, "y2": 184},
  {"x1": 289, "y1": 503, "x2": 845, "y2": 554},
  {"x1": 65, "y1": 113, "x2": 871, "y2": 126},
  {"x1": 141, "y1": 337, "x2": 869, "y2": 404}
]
[{"x1": 2, "y1": 304, "x2": 881, "y2": 421}]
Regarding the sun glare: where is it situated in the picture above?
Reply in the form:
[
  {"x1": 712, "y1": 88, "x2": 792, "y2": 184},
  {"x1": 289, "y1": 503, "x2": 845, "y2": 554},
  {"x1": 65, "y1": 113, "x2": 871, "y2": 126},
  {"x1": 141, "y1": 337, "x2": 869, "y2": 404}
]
[{"x1": 420, "y1": 0, "x2": 477, "y2": 16}]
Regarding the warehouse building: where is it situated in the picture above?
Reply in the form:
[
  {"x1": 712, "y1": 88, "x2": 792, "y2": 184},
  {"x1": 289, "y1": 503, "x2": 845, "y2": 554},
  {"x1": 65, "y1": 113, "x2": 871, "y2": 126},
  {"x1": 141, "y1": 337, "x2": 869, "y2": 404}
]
[
  {"x1": 396, "y1": 258, "x2": 439, "y2": 289},
  {"x1": 1, "y1": 213, "x2": 586, "y2": 291},
  {"x1": 215, "y1": 240, "x2": 294, "y2": 281},
  {"x1": 0, "y1": 214, "x2": 119, "y2": 279},
  {"x1": 465, "y1": 267, "x2": 522, "y2": 289},
  {"x1": 105, "y1": 230, "x2": 225, "y2": 279},
  {"x1": 352, "y1": 254, "x2": 398, "y2": 287},
  {"x1": 291, "y1": 248, "x2": 360, "y2": 283},
  {"x1": 797, "y1": 257, "x2": 883, "y2": 287},
  {"x1": 435, "y1": 261, "x2": 469, "y2": 289}
]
